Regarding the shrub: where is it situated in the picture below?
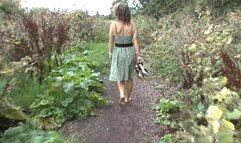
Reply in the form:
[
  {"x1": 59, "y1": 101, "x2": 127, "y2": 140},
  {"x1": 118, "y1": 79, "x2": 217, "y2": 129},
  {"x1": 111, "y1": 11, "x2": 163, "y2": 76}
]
[
  {"x1": 30, "y1": 47, "x2": 106, "y2": 129},
  {"x1": 0, "y1": 124, "x2": 64, "y2": 143},
  {"x1": 149, "y1": 9, "x2": 241, "y2": 142}
]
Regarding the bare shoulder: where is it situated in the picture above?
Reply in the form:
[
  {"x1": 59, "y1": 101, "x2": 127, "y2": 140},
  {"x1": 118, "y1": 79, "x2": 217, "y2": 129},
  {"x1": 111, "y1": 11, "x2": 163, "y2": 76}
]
[
  {"x1": 109, "y1": 21, "x2": 116, "y2": 35},
  {"x1": 110, "y1": 21, "x2": 116, "y2": 28}
]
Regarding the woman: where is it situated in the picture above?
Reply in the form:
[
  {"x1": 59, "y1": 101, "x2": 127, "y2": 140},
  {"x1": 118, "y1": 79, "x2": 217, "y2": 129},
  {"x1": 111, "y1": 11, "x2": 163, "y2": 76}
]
[{"x1": 108, "y1": 2, "x2": 143, "y2": 105}]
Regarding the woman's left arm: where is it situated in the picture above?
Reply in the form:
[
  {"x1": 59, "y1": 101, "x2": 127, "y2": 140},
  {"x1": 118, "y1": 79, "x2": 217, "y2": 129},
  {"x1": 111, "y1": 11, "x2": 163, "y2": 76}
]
[{"x1": 132, "y1": 23, "x2": 144, "y2": 62}]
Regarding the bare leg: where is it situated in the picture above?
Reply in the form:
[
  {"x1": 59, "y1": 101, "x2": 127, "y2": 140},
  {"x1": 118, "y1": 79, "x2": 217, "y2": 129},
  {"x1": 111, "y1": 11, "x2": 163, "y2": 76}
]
[
  {"x1": 117, "y1": 81, "x2": 125, "y2": 104},
  {"x1": 125, "y1": 79, "x2": 133, "y2": 102}
]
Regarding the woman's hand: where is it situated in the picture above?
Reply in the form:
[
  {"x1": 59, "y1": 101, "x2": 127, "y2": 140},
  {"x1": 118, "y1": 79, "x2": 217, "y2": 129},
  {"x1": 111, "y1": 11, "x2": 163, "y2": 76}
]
[
  {"x1": 108, "y1": 52, "x2": 112, "y2": 60},
  {"x1": 137, "y1": 55, "x2": 144, "y2": 63}
]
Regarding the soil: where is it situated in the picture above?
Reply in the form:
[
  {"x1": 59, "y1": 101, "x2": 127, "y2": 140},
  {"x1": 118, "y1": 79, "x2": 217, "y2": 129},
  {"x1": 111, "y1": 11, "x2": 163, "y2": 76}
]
[{"x1": 61, "y1": 75, "x2": 177, "y2": 143}]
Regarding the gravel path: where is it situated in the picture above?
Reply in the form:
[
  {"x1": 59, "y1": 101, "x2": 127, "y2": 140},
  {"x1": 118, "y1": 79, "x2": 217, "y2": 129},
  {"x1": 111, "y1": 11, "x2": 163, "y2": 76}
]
[{"x1": 61, "y1": 75, "x2": 169, "y2": 143}]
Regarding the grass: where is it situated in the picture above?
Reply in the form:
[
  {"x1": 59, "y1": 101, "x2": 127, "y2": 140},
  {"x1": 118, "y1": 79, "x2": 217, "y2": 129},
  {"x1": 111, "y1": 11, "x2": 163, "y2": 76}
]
[{"x1": 86, "y1": 42, "x2": 110, "y2": 75}]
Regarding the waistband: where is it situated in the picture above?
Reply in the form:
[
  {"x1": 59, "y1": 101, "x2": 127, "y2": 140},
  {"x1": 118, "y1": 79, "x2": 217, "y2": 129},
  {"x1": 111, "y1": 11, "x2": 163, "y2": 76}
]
[{"x1": 115, "y1": 43, "x2": 133, "y2": 47}]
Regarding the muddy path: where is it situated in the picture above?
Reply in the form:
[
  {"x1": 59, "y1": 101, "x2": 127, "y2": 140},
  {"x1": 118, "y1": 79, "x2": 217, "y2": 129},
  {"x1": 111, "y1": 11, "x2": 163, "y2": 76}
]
[{"x1": 61, "y1": 75, "x2": 172, "y2": 143}]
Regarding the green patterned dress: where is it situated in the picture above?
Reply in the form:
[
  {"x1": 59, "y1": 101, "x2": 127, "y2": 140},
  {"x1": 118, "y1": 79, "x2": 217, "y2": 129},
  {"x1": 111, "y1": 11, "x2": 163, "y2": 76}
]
[{"x1": 109, "y1": 35, "x2": 137, "y2": 81}]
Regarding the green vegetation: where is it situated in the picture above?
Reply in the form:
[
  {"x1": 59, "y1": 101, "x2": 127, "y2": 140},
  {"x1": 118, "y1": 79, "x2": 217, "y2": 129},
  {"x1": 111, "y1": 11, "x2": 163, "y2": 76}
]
[
  {"x1": 1, "y1": 0, "x2": 241, "y2": 142},
  {"x1": 137, "y1": 0, "x2": 241, "y2": 19},
  {"x1": 160, "y1": 134, "x2": 172, "y2": 143},
  {"x1": 86, "y1": 43, "x2": 109, "y2": 74},
  {"x1": 0, "y1": 3, "x2": 109, "y2": 141},
  {"x1": 154, "y1": 98, "x2": 182, "y2": 127},
  {"x1": 139, "y1": 0, "x2": 241, "y2": 142},
  {"x1": 0, "y1": 124, "x2": 64, "y2": 143},
  {"x1": 0, "y1": 0, "x2": 21, "y2": 15},
  {"x1": 7, "y1": 74, "x2": 47, "y2": 111},
  {"x1": 30, "y1": 46, "x2": 106, "y2": 129}
]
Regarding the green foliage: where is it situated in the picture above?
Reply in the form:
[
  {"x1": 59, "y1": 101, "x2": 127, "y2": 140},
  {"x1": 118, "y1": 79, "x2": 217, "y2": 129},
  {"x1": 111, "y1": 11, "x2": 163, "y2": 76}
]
[
  {"x1": 141, "y1": 13, "x2": 184, "y2": 82},
  {"x1": 0, "y1": 11, "x2": 70, "y2": 84},
  {"x1": 66, "y1": 11, "x2": 109, "y2": 43},
  {"x1": 85, "y1": 43, "x2": 109, "y2": 74},
  {"x1": 0, "y1": 78, "x2": 7, "y2": 95},
  {"x1": 154, "y1": 98, "x2": 181, "y2": 127},
  {"x1": 0, "y1": 124, "x2": 64, "y2": 143},
  {"x1": 64, "y1": 134, "x2": 86, "y2": 143},
  {"x1": 158, "y1": 10, "x2": 241, "y2": 142},
  {"x1": 20, "y1": 12, "x2": 70, "y2": 81},
  {"x1": 92, "y1": 18, "x2": 109, "y2": 42},
  {"x1": 0, "y1": 0, "x2": 20, "y2": 15},
  {"x1": 29, "y1": 8, "x2": 50, "y2": 14},
  {"x1": 0, "y1": 98, "x2": 27, "y2": 121},
  {"x1": 137, "y1": 0, "x2": 241, "y2": 19},
  {"x1": 154, "y1": 98, "x2": 181, "y2": 114},
  {"x1": 7, "y1": 73, "x2": 47, "y2": 110},
  {"x1": 134, "y1": 15, "x2": 157, "y2": 47},
  {"x1": 66, "y1": 10, "x2": 93, "y2": 42},
  {"x1": 160, "y1": 134, "x2": 172, "y2": 143},
  {"x1": 145, "y1": 5, "x2": 241, "y2": 141},
  {"x1": 0, "y1": 14, "x2": 23, "y2": 61},
  {"x1": 147, "y1": 42, "x2": 182, "y2": 83},
  {"x1": 30, "y1": 47, "x2": 106, "y2": 129},
  {"x1": 134, "y1": 15, "x2": 183, "y2": 82},
  {"x1": 138, "y1": 0, "x2": 193, "y2": 18}
]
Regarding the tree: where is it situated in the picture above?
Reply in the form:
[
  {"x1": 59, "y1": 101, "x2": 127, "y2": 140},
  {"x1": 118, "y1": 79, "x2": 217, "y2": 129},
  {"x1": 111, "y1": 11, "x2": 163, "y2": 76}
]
[
  {"x1": 0, "y1": 0, "x2": 20, "y2": 15},
  {"x1": 29, "y1": 7, "x2": 50, "y2": 15},
  {"x1": 136, "y1": 0, "x2": 241, "y2": 19}
]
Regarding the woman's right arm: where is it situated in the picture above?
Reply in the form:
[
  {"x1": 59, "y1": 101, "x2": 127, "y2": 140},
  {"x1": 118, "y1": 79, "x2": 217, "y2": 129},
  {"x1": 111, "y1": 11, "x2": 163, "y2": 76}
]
[{"x1": 108, "y1": 22, "x2": 115, "y2": 59}]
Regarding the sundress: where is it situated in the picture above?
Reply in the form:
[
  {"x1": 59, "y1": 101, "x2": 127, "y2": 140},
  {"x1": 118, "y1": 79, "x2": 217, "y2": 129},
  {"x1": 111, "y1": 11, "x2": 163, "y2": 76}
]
[{"x1": 109, "y1": 35, "x2": 137, "y2": 81}]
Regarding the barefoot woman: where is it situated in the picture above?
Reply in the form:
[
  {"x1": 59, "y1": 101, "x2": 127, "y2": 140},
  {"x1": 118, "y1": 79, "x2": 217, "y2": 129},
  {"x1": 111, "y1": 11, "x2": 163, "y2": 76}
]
[{"x1": 108, "y1": 2, "x2": 143, "y2": 105}]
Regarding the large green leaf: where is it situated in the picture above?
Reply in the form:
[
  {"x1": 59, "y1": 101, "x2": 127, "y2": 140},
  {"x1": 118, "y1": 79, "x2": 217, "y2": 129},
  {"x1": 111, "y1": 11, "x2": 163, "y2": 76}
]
[
  {"x1": 217, "y1": 130, "x2": 234, "y2": 143},
  {"x1": 0, "y1": 78, "x2": 7, "y2": 95},
  {"x1": 226, "y1": 109, "x2": 241, "y2": 120},
  {"x1": 1, "y1": 124, "x2": 64, "y2": 143},
  {"x1": 38, "y1": 109, "x2": 52, "y2": 118},
  {"x1": 63, "y1": 82, "x2": 75, "y2": 93},
  {"x1": 61, "y1": 96, "x2": 74, "y2": 107}
]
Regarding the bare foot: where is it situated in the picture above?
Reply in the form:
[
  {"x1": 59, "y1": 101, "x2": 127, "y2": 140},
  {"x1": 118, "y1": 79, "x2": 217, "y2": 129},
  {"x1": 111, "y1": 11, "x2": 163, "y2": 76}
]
[
  {"x1": 125, "y1": 97, "x2": 132, "y2": 103},
  {"x1": 118, "y1": 97, "x2": 125, "y2": 105}
]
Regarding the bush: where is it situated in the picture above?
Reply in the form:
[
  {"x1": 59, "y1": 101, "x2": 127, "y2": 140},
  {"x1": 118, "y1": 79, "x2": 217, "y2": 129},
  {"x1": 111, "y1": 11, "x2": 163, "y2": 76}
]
[
  {"x1": 66, "y1": 11, "x2": 93, "y2": 42},
  {"x1": 0, "y1": 124, "x2": 64, "y2": 143},
  {"x1": 30, "y1": 45, "x2": 106, "y2": 129},
  {"x1": 6, "y1": 73, "x2": 47, "y2": 111},
  {"x1": 150, "y1": 10, "x2": 241, "y2": 142},
  {"x1": 91, "y1": 18, "x2": 109, "y2": 42}
]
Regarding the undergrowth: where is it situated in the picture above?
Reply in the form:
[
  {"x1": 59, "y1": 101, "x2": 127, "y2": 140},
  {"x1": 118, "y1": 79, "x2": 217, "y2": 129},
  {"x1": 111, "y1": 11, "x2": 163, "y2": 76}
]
[
  {"x1": 0, "y1": 42, "x2": 108, "y2": 142},
  {"x1": 85, "y1": 42, "x2": 109, "y2": 75},
  {"x1": 150, "y1": 10, "x2": 241, "y2": 143}
]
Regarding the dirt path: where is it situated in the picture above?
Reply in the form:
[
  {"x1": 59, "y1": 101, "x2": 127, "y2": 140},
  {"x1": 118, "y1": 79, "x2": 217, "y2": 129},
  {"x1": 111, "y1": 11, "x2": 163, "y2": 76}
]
[{"x1": 61, "y1": 75, "x2": 167, "y2": 143}]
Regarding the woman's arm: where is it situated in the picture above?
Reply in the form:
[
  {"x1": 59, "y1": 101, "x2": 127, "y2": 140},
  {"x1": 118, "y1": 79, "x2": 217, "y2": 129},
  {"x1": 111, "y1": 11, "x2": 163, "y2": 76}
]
[
  {"x1": 108, "y1": 22, "x2": 115, "y2": 58},
  {"x1": 133, "y1": 23, "x2": 140, "y2": 56}
]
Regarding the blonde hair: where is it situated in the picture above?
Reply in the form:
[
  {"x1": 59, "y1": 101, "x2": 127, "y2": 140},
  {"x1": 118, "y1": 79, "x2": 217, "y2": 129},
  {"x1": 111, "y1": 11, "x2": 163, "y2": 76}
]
[{"x1": 113, "y1": 2, "x2": 131, "y2": 24}]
